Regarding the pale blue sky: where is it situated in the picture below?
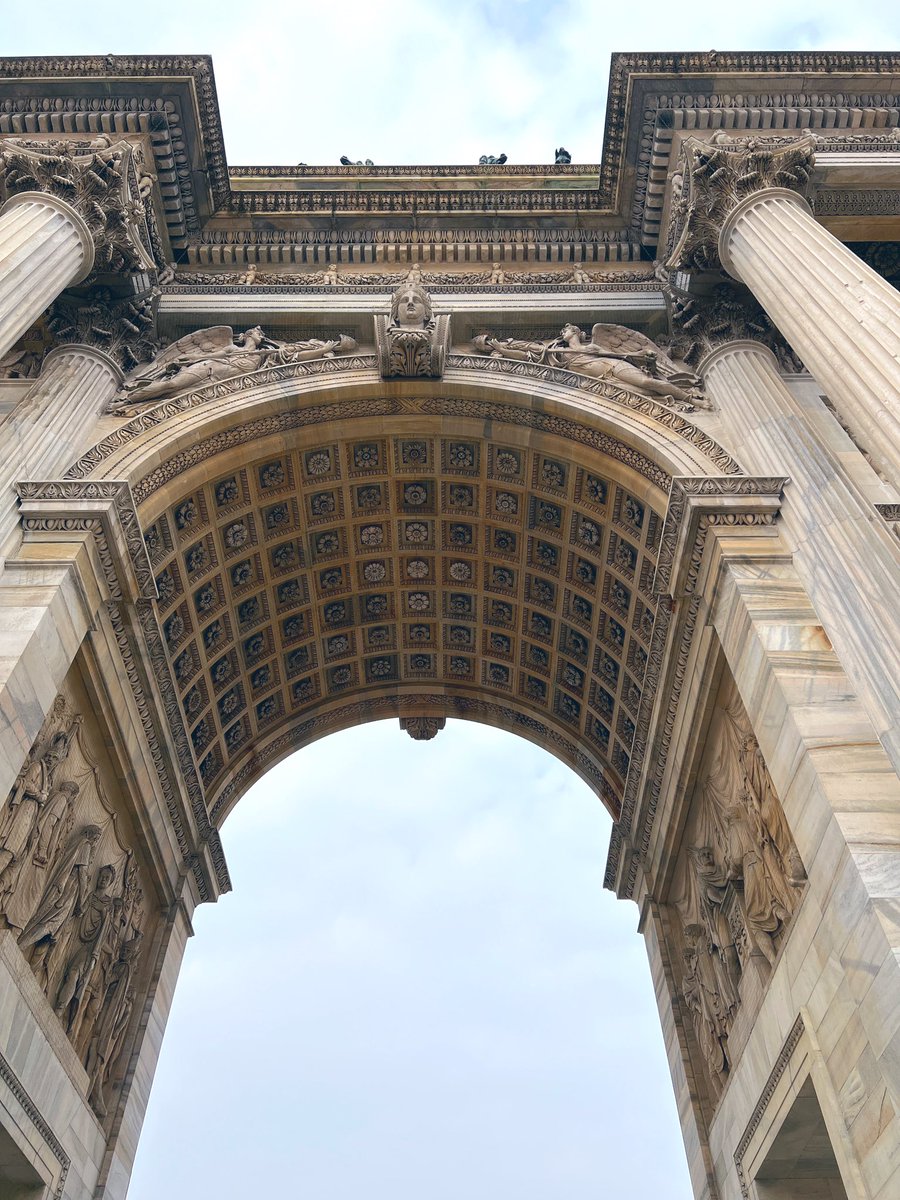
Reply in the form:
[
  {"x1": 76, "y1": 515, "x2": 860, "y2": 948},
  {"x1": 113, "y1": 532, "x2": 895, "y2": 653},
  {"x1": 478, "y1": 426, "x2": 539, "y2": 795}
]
[{"x1": 6, "y1": 4, "x2": 900, "y2": 1197}]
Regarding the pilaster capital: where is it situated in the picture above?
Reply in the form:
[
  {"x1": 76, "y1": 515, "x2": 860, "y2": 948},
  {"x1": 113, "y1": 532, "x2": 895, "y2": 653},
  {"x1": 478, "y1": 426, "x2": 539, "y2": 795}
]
[
  {"x1": 0, "y1": 137, "x2": 156, "y2": 279},
  {"x1": 665, "y1": 133, "x2": 816, "y2": 274}
]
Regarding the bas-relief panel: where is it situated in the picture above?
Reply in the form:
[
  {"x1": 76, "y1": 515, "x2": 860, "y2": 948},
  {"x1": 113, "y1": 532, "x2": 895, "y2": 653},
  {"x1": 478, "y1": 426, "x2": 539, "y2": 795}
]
[
  {"x1": 664, "y1": 674, "x2": 807, "y2": 1112},
  {"x1": 0, "y1": 671, "x2": 156, "y2": 1123}
]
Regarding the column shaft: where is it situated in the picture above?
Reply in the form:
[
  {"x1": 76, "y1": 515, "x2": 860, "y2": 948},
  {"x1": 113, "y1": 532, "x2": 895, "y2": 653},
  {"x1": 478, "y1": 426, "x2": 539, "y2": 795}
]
[
  {"x1": 0, "y1": 345, "x2": 121, "y2": 557},
  {"x1": 720, "y1": 189, "x2": 900, "y2": 484},
  {"x1": 703, "y1": 340, "x2": 900, "y2": 774},
  {"x1": 0, "y1": 192, "x2": 94, "y2": 359}
]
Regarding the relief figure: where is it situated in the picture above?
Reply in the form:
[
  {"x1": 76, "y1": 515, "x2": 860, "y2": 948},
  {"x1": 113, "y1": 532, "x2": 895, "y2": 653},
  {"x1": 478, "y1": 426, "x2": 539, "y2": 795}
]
[
  {"x1": 682, "y1": 923, "x2": 730, "y2": 1087},
  {"x1": 54, "y1": 863, "x2": 117, "y2": 1034},
  {"x1": 18, "y1": 823, "x2": 102, "y2": 991},
  {"x1": 472, "y1": 322, "x2": 710, "y2": 409},
  {"x1": 722, "y1": 792, "x2": 788, "y2": 965},
  {"x1": 686, "y1": 845, "x2": 741, "y2": 1014},
  {"x1": 112, "y1": 324, "x2": 358, "y2": 409},
  {"x1": 0, "y1": 731, "x2": 72, "y2": 923}
]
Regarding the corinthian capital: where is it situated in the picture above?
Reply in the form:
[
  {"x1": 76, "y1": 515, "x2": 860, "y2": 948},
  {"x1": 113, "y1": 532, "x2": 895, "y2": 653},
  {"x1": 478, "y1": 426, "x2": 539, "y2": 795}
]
[
  {"x1": 664, "y1": 280, "x2": 803, "y2": 374},
  {"x1": 0, "y1": 137, "x2": 156, "y2": 277},
  {"x1": 665, "y1": 134, "x2": 815, "y2": 274}
]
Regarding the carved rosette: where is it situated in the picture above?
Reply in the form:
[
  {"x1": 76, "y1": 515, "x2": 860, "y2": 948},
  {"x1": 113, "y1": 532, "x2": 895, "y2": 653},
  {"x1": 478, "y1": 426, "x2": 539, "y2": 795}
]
[
  {"x1": 0, "y1": 137, "x2": 156, "y2": 277},
  {"x1": 666, "y1": 134, "x2": 815, "y2": 274}
]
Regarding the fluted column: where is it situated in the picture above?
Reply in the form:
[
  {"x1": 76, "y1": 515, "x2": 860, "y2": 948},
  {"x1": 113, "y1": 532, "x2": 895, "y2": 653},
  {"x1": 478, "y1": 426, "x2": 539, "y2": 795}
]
[
  {"x1": 0, "y1": 192, "x2": 93, "y2": 358},
  {"x1": 0, "y1": 344, "x2": 121, "y2": 557},
  {"x1": 718, "y1": 188, "x2": 900, "y2": 483},
  {"x1": 701, "y1": 339, "x2": 900, "y2": 773}
]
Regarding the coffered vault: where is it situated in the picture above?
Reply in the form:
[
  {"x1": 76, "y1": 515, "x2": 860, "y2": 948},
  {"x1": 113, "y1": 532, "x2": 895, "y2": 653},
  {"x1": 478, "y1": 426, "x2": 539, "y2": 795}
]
[{"x1": 0, "y1": 49, "x2": 897, "y2": 1200}]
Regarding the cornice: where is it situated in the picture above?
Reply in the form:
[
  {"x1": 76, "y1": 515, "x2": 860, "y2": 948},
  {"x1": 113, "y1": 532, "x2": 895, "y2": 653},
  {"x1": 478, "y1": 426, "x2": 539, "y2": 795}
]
[
  {"x1": 602, "y1": 52, "x2": 900, "y2": 245},
  {"x1": 1, "y1": 53, "x2": 899, "y2": 267}
]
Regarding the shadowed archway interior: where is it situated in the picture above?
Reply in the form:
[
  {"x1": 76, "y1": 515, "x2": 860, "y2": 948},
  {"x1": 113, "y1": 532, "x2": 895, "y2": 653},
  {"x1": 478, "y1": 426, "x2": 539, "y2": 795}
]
[{"x1": 141, "y1": 422, "x2": 668, "y2": 825}]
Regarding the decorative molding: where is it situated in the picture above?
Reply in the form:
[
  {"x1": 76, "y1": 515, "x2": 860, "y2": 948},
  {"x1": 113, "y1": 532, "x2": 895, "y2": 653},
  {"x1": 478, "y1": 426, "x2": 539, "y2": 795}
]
[
  {"x1": 814, "y1": 189, "x2": 900, "y2": 217},
  {"x1": 209, "y1": 692, "x2": 615, "y2": 825},
  {"x1": 225, "y1": 187, "x2": 612, "y2": 216},
  {"x1": 164, "y1": 269, "x2": 658, "y2": 290},
  {"x1": 229, "y1": 163, "x2": 600, "y2": 179},
  {"x1": 733, "y1": 1013, "x2": 807, "y2": 1200},
  {"x1": 0, "y1": 1044, "x2": 70, "y2": 1199},
  {"x1": 17, "y1": 479, "x2": 156, "y2": 601},
  {"x1": 132, "y1": 599, "x2": 230, "y2": 896},
  {"x1": 63, "y1": 358, "x2": 741, "y2": 489},
  {"x1": 605, "y1": 477, "x2": 786, "y2": 897}
]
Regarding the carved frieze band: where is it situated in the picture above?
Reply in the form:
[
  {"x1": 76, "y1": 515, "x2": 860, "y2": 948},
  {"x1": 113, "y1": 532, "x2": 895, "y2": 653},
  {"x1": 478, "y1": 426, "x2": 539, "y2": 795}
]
[
  {"x1": 733, "y1": 1013, "x2": 807, "y2": 1200},
  {"x1": 605, "y1": 477, "x2": 786, "y2": 897},
  {"x1": 63, "y1": 356, "x2": 740, "y2": 486}
]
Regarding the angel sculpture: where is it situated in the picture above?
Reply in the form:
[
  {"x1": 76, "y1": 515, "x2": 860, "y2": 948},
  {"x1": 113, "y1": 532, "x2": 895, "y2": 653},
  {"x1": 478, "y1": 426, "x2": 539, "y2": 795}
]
[
  {"x1": 472, "y1": 322, "x2": 711, "y2": 410},
  {"x1": 111, "y1": 325, "x2": 358, "y2": 410}
]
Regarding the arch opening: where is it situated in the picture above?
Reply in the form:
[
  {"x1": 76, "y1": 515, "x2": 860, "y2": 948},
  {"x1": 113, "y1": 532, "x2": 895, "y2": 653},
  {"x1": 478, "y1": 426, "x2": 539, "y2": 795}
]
[
  {"x1": 117, "y1": 380, "x2": 693, "y2": 826},
  {"x1": 129, "y1": 721, "x2": 694, "y2": 1200}
]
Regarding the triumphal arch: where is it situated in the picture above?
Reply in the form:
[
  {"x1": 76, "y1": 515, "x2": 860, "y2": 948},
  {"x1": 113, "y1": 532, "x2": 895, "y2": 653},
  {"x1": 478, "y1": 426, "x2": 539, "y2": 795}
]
[{"x1": 0, "y1": 48, "x2": 896, "y2": 1199}]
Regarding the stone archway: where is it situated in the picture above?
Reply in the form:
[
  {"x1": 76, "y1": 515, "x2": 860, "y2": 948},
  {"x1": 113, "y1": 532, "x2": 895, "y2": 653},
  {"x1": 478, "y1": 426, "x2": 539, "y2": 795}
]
[{"x1": 69, "y1": 357, "x2": 738, "y2": 830}]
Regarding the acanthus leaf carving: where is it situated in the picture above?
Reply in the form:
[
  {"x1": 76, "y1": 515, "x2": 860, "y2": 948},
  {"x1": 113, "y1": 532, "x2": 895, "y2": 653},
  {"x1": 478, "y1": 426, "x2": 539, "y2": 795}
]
[
  {"x1": 0, "y1": 136, "x2": 156, "y2": 278},
  {"x1": 666, "y1": 133, "x2": 816, "y2": 274}
]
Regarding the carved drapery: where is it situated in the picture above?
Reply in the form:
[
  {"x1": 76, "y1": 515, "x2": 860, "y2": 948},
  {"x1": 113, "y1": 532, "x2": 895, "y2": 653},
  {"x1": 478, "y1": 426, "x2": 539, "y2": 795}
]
[
  {"x1": 471, "y1": 321, "x2": 709, "y2": 411},
  {"x1": 666, "y1": 688, "x2": 805, "y2": 1101},
  {"x1": 0, "y1": 695, "x2": 149, "y2": 1122}
]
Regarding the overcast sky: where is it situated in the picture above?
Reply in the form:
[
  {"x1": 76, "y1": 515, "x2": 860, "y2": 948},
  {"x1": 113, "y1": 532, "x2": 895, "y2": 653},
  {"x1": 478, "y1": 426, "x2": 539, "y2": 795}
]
[{"x1": 6, "y1": 3, "x2": 900, "y2": 1198}]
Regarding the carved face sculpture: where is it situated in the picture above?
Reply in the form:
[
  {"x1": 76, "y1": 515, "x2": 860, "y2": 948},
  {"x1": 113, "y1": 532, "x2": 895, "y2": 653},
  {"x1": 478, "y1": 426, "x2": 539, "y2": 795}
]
[
  {"x1": 391, "y1": 285, "x2": 431, "y2": 330},
  {"x1": 96, "y1": 864, "x2": 116, "y2": 893},
  {"x1": 240, "y1": 326, "x2": 266, "y2": 349},
  {"x1": 560, "y1": 323, "x2": 587, "y2": 346}
]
